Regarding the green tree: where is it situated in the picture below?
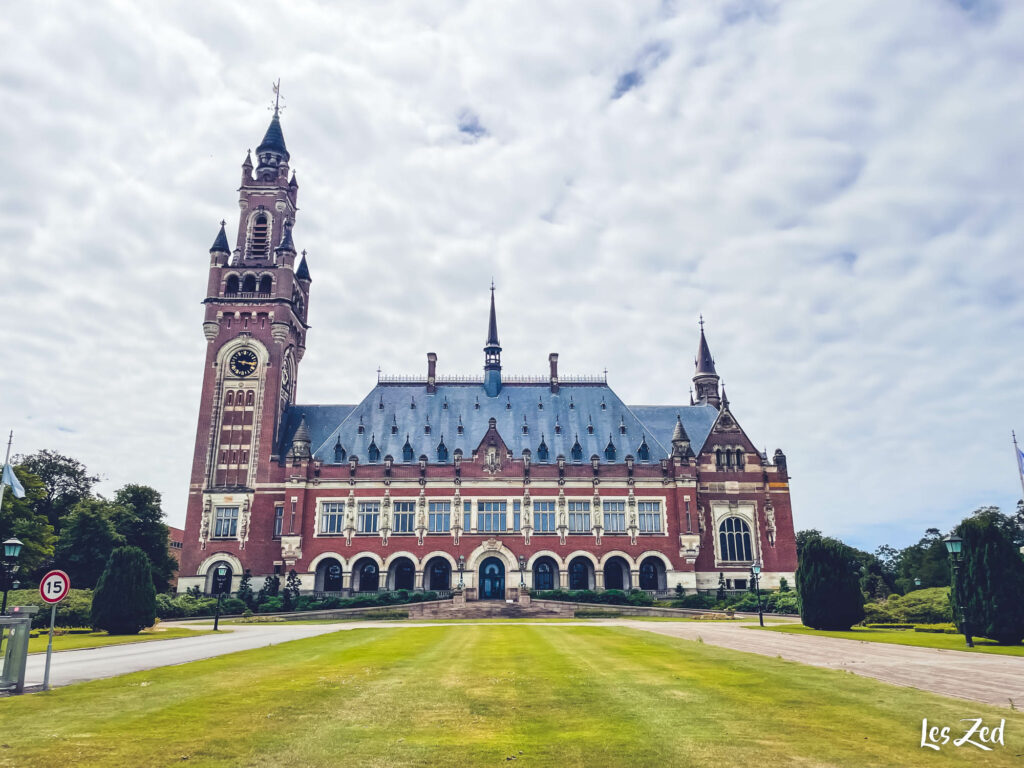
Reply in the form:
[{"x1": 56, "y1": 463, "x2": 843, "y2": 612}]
[
  {"x1": 91, "y1": 546, "x2": 157, "y2": 635},
  {"x1": 796, "y1": 537, "x2": 865, "y2": 630},
  {"x1": 0, "y1": 465, "x2": 55, "y2": 575},
  {"x1": 282, "y1": 569, "x2": 302, "y2": 610},
  {"x1": 953, "y1": 515, "x2": 1024, "y2": 644},
  {"x1": 895, "y1": 528, "x2": 950, "y2": 593},
  {"x1": 112, "y1": 484, "x2": 178, "y2": 593},
  {"x1": 54, "y1": 499, "x2": 125, "y2": 588},
  {"x1": 16, "y1": 450, "x2": 98, "y2": 533},
  {"x1": 236, "y1": 569, "x2": 255, "y2": 608}
]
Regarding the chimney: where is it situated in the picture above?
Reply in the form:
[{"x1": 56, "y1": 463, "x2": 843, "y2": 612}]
[
  {"x1": 549, "y1": 353, "x2": 559, "y2": 394},
  {"x1": 426, "y1": 352, "x2": 437, "y2": 394}
]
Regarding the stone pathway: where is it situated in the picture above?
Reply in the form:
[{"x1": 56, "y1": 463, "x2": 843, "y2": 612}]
[{"x1": 20, "y1": 618, "x2": 1024, "y2": 708}]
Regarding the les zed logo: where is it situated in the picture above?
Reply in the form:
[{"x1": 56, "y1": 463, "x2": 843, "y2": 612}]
[{"x1": 921, "y1": 718, "x2": 1005, "y2": 751}]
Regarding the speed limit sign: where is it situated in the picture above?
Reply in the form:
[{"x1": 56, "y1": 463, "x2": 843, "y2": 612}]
[{"x1": 40, "y1": 569, "x2": 71, "y2": 604}]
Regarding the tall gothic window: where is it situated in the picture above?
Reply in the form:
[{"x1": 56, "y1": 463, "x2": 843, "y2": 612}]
[{"x1": 719, "y1": 517, "x2": 753, "y2": 562}]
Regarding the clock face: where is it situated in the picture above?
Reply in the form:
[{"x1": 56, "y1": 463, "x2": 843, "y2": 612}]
[{"x1": 229, "y1": 349, "x2": 259, "y2": 377}]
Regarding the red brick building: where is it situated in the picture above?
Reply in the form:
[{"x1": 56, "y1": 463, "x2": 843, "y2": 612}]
[
  {"x1": 167, "y1": 525, "x2": 184, "y2": 589},
  {"x1": 177, "y1": 108, "x2": 798, "y2": 598}
]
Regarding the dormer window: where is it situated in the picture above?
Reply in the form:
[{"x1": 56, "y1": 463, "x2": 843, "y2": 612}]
[
  {"x1": 537, "y1": 437, "x2": 549, "y2": 462},
  {"x1": 367, "y1": 436, "x2": 380, "y2": 463},
  {"x1": 403, "y1": 436, "x2": 414, "y2": 462},
  {"x1": 571, "y1": 437, "x2": 583, "y2": 463}
]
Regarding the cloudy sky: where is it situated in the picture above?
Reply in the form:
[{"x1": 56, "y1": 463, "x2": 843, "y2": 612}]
[{"x1": 2, "y1": 0, "x2": 1022, "y2": 551}]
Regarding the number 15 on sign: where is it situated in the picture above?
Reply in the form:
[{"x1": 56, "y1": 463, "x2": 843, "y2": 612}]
[{"x1": 39, "y1": 569, "x2": 70, "y2": 690}]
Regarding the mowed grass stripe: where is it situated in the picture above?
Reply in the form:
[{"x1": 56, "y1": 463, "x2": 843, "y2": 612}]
[{"x1": 0, "y1": 625, "x2": 1021, "y2": 767}]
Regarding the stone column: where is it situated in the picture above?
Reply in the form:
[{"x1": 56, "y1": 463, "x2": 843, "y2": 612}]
[
  {"x1": 629, "y1": 569, "x2": 640, "y2": 591},
  {"x1": 558, "y1": 570, "x2": 569, "y2": 590},
  {"x1": 414, "y1": 570, "x2": 425, "y2": 591}
]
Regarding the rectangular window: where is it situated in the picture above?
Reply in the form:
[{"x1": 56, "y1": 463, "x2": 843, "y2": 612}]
[
  {"x1": 638, "y1": 501, "x2": 661, "y2": 533},
  {"x1": 478, "y1": 501, "x2": 507, "y2": 533},
  {"x1": 358, "y1": 501, "x2": 380, "y2": 534},
  {"x1": 533, "y1": 501, "x2": 556, "y2": 533},
  {"x1": 273, "y1": 506, "x2": 284, "y2": 538},
  {"x1": 568, "y1": 500, "x2": 591, "y2": 532},
  {"x1": 428, "y1": 501, "x2": 451, "y2": 533},
  {"x1": 214, "y1": 506, "x2": 238, "y2": 538},
  {"x1": 393, "y1": 501, "x2": 415, "y2": 534},
  {"x1": 320, "y1": 502, "x2": 345, "y2": 534},
  {"x1": 603, "y1": 500, "x2": 626, "y2": 533}
]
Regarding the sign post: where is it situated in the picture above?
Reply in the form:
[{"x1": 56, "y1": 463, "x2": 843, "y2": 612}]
[{"x1": 39, "y1": 569, "x2": 70, "y2": 691}]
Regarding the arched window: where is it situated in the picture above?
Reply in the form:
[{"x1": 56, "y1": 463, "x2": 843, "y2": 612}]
[
  {"x1": 715, "y1": 448, "x2": 724, "y2": 469},
  {"x1": 568, "y1": 559, "x2": 590, "y2": 590},
  {"x1": 358, "y1": 561, "x2": 379, "y2": 592},
  {"x1": 258, "y1": 275, "x2": 272, "y2": 294},
  {"x1": 639, "y1": 558, "x2": 661, "y2": 591},
  {"x1": 367, "y1": 438, "x2": 381, "y2": 463},
  {"x1": 225, "y1": 275, "x2": 239, "y2": 295},
  {"x1": 250, "y1": 214, "x2": 270, "y2": 257},
  {"x1": 719, "y1": 517, "x2": 753, "y2": 562},
  {"x1": 403, "y1": 438, "x2": 414, "y2": 463},
  {"x1": 225, "y1": 391, "x2": 234, "y2": 406},
  {"x1": 333, "y1": 440, "x2": 346, "y2": 463},
  {"x1": 245, "y1": 391, "x2": 255, "y2": 406},
  {"x1": 571, "y1": 438, "x2": 583, "y2": 463},
  {"x1": 242, "y1": 274, "x2": 256, "y2": 293},
  {"x1": 534, "y1": 560, "x2": 555, "y2": 590},
  {"x1": 734, "y1": 450, "x2": 744, "y2": 470},
  {"x1": 537, "y1": 439, "x2": 549, "y2": 462},
  {"x1": 236, "y1": 389, "x2": 245, "y2": 403},
  {"x1": 436, "y1": 439, "x2": 448, "y2": 463}
]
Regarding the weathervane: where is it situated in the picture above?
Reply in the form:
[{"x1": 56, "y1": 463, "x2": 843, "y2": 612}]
[
  {"x1": 698, "y1": 313, "x2": 704, "y2": 331},
  {"x1": 270, "y1": 79, "x2": 285, "y2": 116}
]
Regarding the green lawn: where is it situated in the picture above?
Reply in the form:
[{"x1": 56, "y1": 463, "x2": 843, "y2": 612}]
[
  {"x1": 23, "y1": 626, "x2": 218, "y2": 654},
  {"x1": 754, "y1": 623, "x2": 1024, "y2": 656},
  {"x1": 0, "y1": 625, "x2": 1019, "y2": 767}
]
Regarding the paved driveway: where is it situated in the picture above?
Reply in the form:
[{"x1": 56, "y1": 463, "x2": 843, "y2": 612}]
[{"x1": 22, "y1": 619, "x2": 1024, "y2": 708}]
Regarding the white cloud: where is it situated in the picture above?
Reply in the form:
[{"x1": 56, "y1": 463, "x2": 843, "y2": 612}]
[{"x1": 1, "y1": 0, "x2": 1022, "y2": 550}]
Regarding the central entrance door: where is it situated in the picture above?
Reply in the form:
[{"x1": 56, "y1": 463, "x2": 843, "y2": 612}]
[{"x1": 479, "y1": 557, "x2": 506, "y2": 600}]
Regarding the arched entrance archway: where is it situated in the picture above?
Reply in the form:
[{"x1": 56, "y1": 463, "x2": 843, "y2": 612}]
[
  {"x1": 352, "y1": 557, "x2": 380, "y2": 592},
  {"x1": 424, "y1": 557, "x2": 451, "y2": 591},
  {"x1": 389, "y1": 557, "x2": 416, "y2": 591},
  {"x1": 639, "y1": 556, "x2": 666, "y2": 591},
  {"x1": 532, "y1": 556, "x2": 559, "y2": 591},
  {"x1": 316, "y1": 558, "x2": 344, "y2": 592},
  {"x1": 479, "y1": 556, "x2": 505, "y2": 600},
  {"x1": 603, "y1": 556, "x2": 631, "y2": 591},
  {"x1": 568, "y1": 556, "x2": 593, "y2": 591}
]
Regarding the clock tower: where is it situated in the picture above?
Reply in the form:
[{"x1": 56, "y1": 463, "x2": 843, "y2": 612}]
[{"x1": 182, "y1": 101, "x2": 312, "y2": 561}]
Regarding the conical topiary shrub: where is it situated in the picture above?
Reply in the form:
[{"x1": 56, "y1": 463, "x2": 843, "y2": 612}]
[
  {"x1": 91, "y1": 546, "x2": 157, "y2": 635},
  {"x1": 796, "y1": 536, "x2": 865, "y2": 630}
]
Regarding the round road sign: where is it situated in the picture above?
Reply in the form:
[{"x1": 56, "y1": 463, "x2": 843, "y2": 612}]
[{"x1": 40, "y1": 569, "x2": 71, "y2": 604}]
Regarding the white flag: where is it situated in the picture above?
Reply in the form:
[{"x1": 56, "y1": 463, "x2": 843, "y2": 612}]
[{"x1": 1, "y1": 463, "x2": 25, "y2": 499}]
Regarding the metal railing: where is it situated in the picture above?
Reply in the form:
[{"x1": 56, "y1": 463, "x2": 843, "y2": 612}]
[{"x1": 377, "y1": 373, "x2": 608, "y2": 385}]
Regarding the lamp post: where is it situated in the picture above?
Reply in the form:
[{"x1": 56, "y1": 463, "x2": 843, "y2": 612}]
[
  {"x1": 518, "y1": 554, "x2": 527, "y2": 590},
  {"x1": 749, "y1": 560, "x2": 764, "y2": 627},
  {"x1": 457, "y1": 555, "x2": 465, "y2": 590},
  {"x1": 914, "y1": 577, "x2": 921, "y2": 588},
  {"x1": 212, "y1": 565, "x2": 229, "y2": 632},
  {"x1": 1, "y1": 538, "x2": 24, "y2": 615},
  {"x1": 943, "y1": 533, "x2": 973, "y2": 648}
]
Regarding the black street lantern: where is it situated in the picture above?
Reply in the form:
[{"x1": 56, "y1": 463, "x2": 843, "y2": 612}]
[
  {"x1": 212, "y1": 565, "x2": 229, "y2": 632},
  {"x1": 457, "y1": 555, "x2": 465, "y2": 589},
  {"x1": 942, "y1": 533, "x2": 973, "y2": 648},
  {"x1": 749, "y1": 561, "x2": 764, "y2": 627},
  {"x1": 1, "y1": 537, "x2": 24, "y2": 615},
  {"x1": 518, "y1": 554, "x2": 527, "y2": 589}
]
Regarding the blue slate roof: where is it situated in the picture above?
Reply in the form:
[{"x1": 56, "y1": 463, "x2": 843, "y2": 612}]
[{"x1": 280, "y1": 383, "x2": 720, "y2": 465}]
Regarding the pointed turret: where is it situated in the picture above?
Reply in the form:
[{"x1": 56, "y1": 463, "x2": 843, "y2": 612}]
[
  {"x1": 287, "y1": 416, "x2": 312, "y2": 459},
  {"x1": 671, "y1": 415, "x2": 692, "y2": 459},
  {"x1": 210, "y1": 220, "x2": 230, "y2": 255},
  {"x1": 296, "y1": 254, "x2": 311, "y2": 282},
  {"x1": 692, "y1": 317, "x2": 721, "y2": 408},
  {"x1": 483, "y1": 283, "x2": 502, "y2": 397}
]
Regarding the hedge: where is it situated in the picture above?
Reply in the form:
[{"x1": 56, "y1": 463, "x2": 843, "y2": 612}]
[
  {"x1": 531, "y1": 589, "x2": 655, "y2": 606},
  {"x1": 862, "y1": 588, "x2": 953, "y2": 625},
  {"x1": 3, "y1": 589, "x2": 94, "y2": 629}
]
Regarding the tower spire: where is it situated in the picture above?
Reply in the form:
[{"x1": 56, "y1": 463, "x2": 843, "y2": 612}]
[
  {"x1": 693, "y1": 318, "x2": 721, "y2": 408},
  {"x1": 483, "y1": 283, "x2": 502, "y2": 397}
]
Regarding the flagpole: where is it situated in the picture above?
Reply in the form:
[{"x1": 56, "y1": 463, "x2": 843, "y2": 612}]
[
  {"x1": 0, "y1": 430, "x2": 10, "y2": 510},
  {"x1": 1014, "y1": 431, "x2": 1024, "y2": 503}
]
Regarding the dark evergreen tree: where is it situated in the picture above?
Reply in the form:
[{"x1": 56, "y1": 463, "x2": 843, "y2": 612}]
[
  {"x1": 91, "y1": 546, "x2": 157, "y2": 635},
  {"x1": 236, "y1": 569, "x2": 255, "y2": 608},
  {"x1": 282, "y1": 569, "x2": 302, "y2": 610},
  {"x1": 112, "y1": 485, "x2": 178, "y2": 593},
  {"x1": 796, "y1": 537, "x2": 865, "y2": 630},
  {"x1": 953, "y1": 516, "x2": 1024, "y2": 644},
  {"x1": 262, "y1": 574, "x2": 280, "y2": 597}
]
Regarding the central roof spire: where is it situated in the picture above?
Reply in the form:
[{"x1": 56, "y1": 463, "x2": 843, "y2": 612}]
[{"x1": 483, "y1": 282, "x2": 502, "y2": 397}]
